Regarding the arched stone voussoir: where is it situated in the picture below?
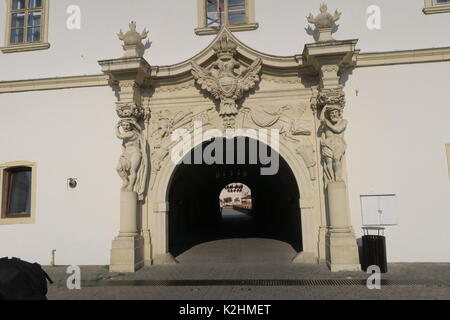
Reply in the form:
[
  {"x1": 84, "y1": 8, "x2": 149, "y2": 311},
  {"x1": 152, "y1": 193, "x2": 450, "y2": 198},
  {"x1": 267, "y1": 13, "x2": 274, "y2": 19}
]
[{"x1": 150, "y1": 130, "x2": 315, "y2": 208}]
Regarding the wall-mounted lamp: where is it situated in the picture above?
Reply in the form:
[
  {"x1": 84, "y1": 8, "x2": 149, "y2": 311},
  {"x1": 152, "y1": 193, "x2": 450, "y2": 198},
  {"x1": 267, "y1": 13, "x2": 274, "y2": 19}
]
[{"x1": 68, "y1": 178, "x2": 78, "y2": 189}]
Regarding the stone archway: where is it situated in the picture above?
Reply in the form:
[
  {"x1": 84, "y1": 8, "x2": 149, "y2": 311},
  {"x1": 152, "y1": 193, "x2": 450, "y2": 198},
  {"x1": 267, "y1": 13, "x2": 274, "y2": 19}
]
[
  {"x1": 149, "y1": 133, "x2": 319, "y2": 265},
  {"x1": 101, "y1": 14, "x2": 361, "y2": 272},
  {"x1": 168, "y1": 137, "x2": 301, "y2": 261}
]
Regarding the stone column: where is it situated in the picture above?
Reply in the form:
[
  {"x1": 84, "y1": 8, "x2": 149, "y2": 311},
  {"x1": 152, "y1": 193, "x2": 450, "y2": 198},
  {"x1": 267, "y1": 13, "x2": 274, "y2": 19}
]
[
  {"x1": 98, "y1": 22, "x2": 152, "y2": 273},
  {"x1": 318, "y1": 69, "x2": 360, "y2": 272},
  {"x1": 150, "y1": 201, "x2": 178, "y2": 265},
  {"x1": 304, "y1": 5, "x2": 360, "y2": 272},
  {"x1": 109, "y1": 95, "x2": 147, "y2": 273},
  {"x1": 119, "y1": 191, "x2": 138, "y2": 236},
  {"x1": 110, "y1": 190, "x2": 144, "y2": 272},
  {"x1": 306, "y1": 54, "x2": 360, "y2": 272},
  {"x1": 293, "y1": 202, "x2": 318, "y2": 264}
]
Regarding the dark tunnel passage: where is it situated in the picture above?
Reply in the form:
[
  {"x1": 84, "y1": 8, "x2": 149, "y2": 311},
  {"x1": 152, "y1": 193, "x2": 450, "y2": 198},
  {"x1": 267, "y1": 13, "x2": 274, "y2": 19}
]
[{"x1": 168, "y1": 137, "x2": 302, "y2": 259}]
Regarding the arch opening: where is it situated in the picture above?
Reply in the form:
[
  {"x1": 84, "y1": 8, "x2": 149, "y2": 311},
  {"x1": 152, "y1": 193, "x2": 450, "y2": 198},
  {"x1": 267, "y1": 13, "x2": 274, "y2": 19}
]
[{"x1": 168, "y1": 137, "x2": 302, "y2": 261}]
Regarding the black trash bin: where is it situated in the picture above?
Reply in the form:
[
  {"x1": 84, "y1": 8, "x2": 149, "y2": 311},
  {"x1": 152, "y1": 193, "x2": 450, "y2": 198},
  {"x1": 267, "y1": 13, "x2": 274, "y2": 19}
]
[{"x1": 361, "y1": 227, "x2": 388, "y2": 273}]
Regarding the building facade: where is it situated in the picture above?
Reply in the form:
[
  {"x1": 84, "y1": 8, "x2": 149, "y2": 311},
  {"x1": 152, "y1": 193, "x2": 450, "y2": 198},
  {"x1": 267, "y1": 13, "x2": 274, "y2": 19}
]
[{"x1": 0, "y1": 0, "x2": 449, "y2": 271}]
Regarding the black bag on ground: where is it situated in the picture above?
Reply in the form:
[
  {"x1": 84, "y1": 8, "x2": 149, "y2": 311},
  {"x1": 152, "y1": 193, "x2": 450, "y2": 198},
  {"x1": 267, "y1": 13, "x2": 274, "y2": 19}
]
[{"x1": 0, "y1": 257, "x2": 53, "y2": 300}]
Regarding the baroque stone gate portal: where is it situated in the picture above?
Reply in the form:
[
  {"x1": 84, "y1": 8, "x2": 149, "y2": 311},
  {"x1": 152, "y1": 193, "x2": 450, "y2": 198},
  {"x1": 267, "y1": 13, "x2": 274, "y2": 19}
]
[{"x1": 98, "y1": 5, "x2": 361, "y2": 273}]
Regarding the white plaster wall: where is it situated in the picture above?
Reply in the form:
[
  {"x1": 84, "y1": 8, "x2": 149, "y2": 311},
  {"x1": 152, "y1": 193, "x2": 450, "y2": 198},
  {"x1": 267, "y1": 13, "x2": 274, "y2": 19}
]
[
  {"x1": 1, "y1": 0, "x2": 450, "y2": 81},
  {"x1": 0, "y1": 86, "x2": 120, "y2": 265},
  {"x1": 345, "y1": 63, "x2": 450, "y2": 262}
]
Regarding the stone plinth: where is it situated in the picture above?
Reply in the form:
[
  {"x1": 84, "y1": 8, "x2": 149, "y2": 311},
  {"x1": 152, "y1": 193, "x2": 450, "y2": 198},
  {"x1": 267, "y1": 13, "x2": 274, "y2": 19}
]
[
  {"x1": 326, "y1": 232, "x2": 360, "y2": 272},
  {"x1": 110, "y1": 191, "x2": 144, "y2": 272},
  {"x1": 110, "y1": 235, "x2": 144, "y2": 273},
  {"x1": 317, "y1": 28, "x2": 333, "y2": 42},
  {"x1": 325, "y1": 181, "x2": 360, "y2": 272},
  {"x1": 119, "y1": 191, "x2": 138, "y2": 237},
  {"x1": 327, "y1": 181, "x2": 350, "y2": 231}
]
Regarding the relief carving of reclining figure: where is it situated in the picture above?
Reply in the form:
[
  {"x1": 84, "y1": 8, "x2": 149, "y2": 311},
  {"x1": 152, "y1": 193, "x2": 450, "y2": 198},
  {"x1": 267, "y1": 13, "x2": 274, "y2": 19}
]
[
  {"x1": 242, "y1": 105, "x2": 312, "y2": 139},
  {"x1": 241, "y1": 104, "x2": 317, "y2": 180}
]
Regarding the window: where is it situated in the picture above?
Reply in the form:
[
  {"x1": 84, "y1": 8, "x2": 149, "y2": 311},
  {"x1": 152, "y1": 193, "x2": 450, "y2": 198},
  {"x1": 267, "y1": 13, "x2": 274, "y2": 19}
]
[
  {"x1": 196, "y1": 0, "x2": 258, "y2": 35},
  {"x1": 0, "y1": 162, "x2": 36, "y2": 225},
  {"x1": 423, "y1": 0, "x2": 450, "y2": 14},
  {"x1": 1, "y1": 0, "x2": 50, "y2": 53}
]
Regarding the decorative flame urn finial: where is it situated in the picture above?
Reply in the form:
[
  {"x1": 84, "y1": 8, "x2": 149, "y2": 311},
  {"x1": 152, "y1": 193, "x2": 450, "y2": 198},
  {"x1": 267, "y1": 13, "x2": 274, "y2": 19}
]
[
  {"x1": 117, "y1": 21, "x2": 149, "y2": 58},
  {"x1": 307, "y1": 3, "x2": 342, "y2": 42}
]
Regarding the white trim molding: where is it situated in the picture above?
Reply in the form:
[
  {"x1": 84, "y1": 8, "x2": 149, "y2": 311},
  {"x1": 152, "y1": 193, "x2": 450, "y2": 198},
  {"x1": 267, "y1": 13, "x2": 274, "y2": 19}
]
[
  {"x1": 356, "y1": 47, "x2": 450, "y2": 67},
  {"x1": 195, "y1": 0, "x2": 258, "y2": 35},
  {"x1": 423, "y1": 0, "x2": 450, "y2": 14},
  {"x1": 0, "y1": 74, "x2": 108, "y2": 93},
  {"x1": 1, "y1": 0, "x2": 50, "y2": 53},
  {"x1": 0, "y1": 161, "x2": 37, "y2": 225},
  {"x1": 1, "y1": 46, "x2": 450, "y2": 93}
]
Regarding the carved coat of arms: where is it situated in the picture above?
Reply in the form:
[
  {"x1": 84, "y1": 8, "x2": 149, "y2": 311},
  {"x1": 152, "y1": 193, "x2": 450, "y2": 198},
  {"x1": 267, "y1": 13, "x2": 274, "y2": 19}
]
[{"x1": 191, "y1": 35, "x2": 262, "y2": 127}]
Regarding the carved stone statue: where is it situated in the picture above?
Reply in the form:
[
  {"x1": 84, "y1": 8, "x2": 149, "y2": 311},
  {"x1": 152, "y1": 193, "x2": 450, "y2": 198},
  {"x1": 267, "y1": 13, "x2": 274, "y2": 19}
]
[
  {"x1": 191, "y1": 35, "x2": 261, "y2": 128},
  {"x1": 116, "y1": 118, "x2": 148, "y2": 200},
  {"x1": 320, "y1": 105, "x2": 347, "y2": 182}
]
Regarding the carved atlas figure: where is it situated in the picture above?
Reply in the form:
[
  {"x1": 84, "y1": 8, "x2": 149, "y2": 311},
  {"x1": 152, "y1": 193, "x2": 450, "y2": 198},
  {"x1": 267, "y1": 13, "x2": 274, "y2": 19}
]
[
  {"x1": 116, "y1": 118, "x2": 148, "y2": 200},
  {"x1": 320, "y1": 105, "x2": 348, "y2": 182}
]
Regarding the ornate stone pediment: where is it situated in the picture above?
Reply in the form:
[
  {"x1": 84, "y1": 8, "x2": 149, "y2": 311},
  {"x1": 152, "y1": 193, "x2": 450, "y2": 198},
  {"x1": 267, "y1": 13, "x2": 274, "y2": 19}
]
[{"x1": 191, "y1": 34, "x2": 262, "y2": 129}]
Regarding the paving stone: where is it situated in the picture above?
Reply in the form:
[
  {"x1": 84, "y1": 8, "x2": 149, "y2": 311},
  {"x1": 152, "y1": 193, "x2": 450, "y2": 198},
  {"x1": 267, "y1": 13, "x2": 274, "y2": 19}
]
[{"x1": 43, "y1": 238, "x2": 450, "y2": 300}]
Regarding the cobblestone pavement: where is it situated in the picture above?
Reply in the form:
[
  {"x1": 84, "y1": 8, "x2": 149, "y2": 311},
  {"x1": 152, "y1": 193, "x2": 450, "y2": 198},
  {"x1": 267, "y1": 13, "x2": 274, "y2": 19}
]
[{"x1": 44, "y1": 238, "x2": 450, "y2": 300}]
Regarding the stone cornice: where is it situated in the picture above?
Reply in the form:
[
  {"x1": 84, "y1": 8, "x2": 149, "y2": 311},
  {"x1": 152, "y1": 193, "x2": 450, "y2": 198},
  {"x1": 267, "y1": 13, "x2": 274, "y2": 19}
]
[
  {"x1": 98, "y1": 57, "x2": 152, "y2": 83},
  {"x1": 356, "y1": 47, "x2": 450, "y2": 67},
  {"x1": 2, "y1": 46, "x2": 450, "y2": 94},
  {"x1": 303, "y1": 39, "x2": 359, "y2": 72},
  {"x1": 0, "y1": 74, "x2": 108, "y2": 93}
]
